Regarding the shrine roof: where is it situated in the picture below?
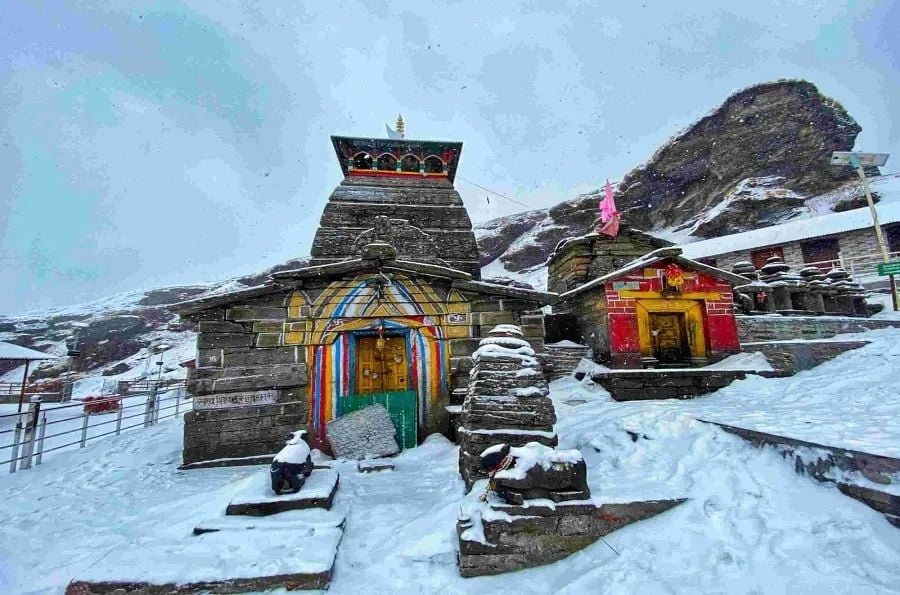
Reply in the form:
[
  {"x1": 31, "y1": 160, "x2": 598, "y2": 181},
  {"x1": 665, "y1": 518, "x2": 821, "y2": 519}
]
[
  {"x1": 556, "y1": 247, "x2": 749, "y2": 302},
  {"x1": 170, "y1": 257, "x2": 556, "y2": 316},
  {"x1": 331, "y1": 136, "x2": 463, "y2": 183}
]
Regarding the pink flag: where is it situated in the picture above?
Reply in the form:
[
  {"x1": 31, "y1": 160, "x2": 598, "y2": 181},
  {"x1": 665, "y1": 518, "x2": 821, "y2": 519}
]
[
  {"x1": 598, "y1": 179, "x2": 620, "y2": 237},
  {"x1": 600, "y1": 179, "x2": 618, "y2": 223}
]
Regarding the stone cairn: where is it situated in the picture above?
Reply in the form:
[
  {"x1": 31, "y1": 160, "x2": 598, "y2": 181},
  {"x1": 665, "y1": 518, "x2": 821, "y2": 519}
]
[
  {"x1": 456, "y1": 440, "x2": 685, "y2": 577},
  {"x1": 458, "y1": 324, "x2": 557, "y2": 491},
  {"x1": 733, "y1": 257, "x2": 869, "y2": 317}
]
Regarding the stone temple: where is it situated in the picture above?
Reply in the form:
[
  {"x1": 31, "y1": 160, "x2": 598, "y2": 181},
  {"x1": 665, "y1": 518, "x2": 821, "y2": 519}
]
[{"x1": 171, "y1": 133, "x2": 553, "y2": 465}]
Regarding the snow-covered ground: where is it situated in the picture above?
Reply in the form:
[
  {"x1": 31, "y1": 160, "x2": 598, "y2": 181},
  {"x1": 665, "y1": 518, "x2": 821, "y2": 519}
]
[{"x1": 2, "y1": 328, "x2": 900, "y2": 593}]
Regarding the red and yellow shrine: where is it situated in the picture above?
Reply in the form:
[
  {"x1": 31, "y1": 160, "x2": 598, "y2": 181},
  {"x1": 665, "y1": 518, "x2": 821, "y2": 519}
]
[{"x1": 554, "y1": 247, "x2": 746, "y2": 368}]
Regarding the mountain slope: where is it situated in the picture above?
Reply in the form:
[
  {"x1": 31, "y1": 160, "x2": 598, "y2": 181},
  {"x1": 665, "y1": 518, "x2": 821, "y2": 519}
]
[{"x1": 476, "y1": 79, "x2": 872, "y2": 276}]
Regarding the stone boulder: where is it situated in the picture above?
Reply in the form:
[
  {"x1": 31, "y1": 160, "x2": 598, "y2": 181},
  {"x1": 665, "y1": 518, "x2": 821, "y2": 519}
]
[{"x1": 326, "y1": 404, "x2": 400, "y2": 460}]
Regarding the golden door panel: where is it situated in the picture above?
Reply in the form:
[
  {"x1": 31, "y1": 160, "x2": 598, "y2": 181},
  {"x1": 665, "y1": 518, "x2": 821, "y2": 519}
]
[
  {"x1": 636, "y1": 299, "x2": 707, "y2": 359},
  {"x1": 356, "y1": 336, "x2": 408, "y2": 394},
  {"x1": 649, "y1": 312, "x2": 687, "y2": 363}
]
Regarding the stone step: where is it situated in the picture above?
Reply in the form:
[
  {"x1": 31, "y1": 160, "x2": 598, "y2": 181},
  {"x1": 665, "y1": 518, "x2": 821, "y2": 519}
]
[
  {"x1": 67, "y1": 524, "x2": 343, "y2": 593},
  {"x1": 357, "y1": 459, "x2": 396, "y2": 473},
  {"x1": 226, "y1": 468, "x2": 340, "y2": 517},
  {"x1": 193, "y1": 507, "x2": 346, "y2": 535}
]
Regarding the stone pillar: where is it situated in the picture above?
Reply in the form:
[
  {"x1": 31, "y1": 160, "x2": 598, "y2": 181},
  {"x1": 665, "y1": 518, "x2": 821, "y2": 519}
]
[
  {"x1": 458, "y1": 325, "x2": 558, "y2": 490},
  {"x1": 771, "y1": 285, "x2": 792, "y2": 312}
]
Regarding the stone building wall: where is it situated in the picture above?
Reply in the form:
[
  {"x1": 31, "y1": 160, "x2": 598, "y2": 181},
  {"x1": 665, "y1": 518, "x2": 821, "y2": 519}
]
[
  {"x1": 736, "y1": 315, "x2": 900, "y2": 342},
  {"x1": 547, "y1": 229, "x2": 671, "y2": 294},
  {"x1": 704, "y1": 225, "x2": 893, "y2": 273},
  {"x1": 184, "y1": 291, "x2": 310, "y2": 465},
  {"x1": 181, "y1": 273, "x2": 548, "y2": 466}
]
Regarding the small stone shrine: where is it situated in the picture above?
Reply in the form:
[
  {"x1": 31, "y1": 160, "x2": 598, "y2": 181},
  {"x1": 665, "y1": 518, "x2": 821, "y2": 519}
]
[
  {"x1": 552, "y1": 246, "x2": 746, "y2": 368},
  {"x1": 456, "y1": 441, "x2": 685, "y2": 577},
  {"x1": 458, "y1": 325, "x2": 557, "y2": 490}
]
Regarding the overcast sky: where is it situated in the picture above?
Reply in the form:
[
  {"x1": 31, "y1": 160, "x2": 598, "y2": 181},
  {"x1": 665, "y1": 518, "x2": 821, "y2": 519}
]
[{"x1": 2, "y1": 1, "x2": 898, "y2": 315}]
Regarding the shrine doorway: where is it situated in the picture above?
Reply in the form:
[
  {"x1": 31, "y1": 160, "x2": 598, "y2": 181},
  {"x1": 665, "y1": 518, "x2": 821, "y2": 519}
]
[
  {"x1": 340, "y1": 333, "x2": 418, "y2": 448},
  {"x1": 648, "y1": 312, "x2": 689, "y2": 364}
]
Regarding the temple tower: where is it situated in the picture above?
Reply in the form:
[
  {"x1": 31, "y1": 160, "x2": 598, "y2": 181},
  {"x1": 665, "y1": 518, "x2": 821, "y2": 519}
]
[{"x1": 310, "y1": 136, "x2": 481, "y2": 278}]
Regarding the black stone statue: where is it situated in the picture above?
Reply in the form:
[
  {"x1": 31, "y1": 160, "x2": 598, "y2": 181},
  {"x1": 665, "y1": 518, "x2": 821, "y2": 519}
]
[{"x1": 270, "y1": 430, "x2": 314, "y2": 495}]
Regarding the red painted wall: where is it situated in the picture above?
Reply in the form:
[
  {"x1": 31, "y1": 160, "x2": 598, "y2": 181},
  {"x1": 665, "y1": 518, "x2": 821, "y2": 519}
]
[{"x1": 601, "y1": 258, "x2": 740, "y2": 366}]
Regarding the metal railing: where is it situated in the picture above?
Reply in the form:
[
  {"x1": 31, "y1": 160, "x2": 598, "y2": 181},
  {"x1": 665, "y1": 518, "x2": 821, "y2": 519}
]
[
  {"x1": 0, "y1": 382, "x2": 190, "y2": 474},
  {"x1": 0, "y1": 381, "x2": 62, "y2": 396},
  {"x1": 800, "y1": 250, "x2": 900, "y2": 280}
]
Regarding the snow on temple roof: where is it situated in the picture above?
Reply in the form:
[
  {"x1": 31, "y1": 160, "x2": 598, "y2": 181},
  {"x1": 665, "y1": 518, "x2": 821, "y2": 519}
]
[
  {"x1": 557, "y1": 247, "x2": 747, "y2": 301},
  {"x1": 0, "y1": 342, "x2": 58, "y2": 361},
  {"x1": 680, "y1": 202, "x2": 900, "y2": 259}
]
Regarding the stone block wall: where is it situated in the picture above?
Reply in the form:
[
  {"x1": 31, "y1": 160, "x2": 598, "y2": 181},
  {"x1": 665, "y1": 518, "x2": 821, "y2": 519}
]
[
  {"x1": 736, "y1": 315, "x2": 900, "y2": 343},
  {"x1": 446, "y1": 299, "x2": 546, "y2": 408},
  {"x1": 183, "y1": 291, "x2": 310, "y2": 465},
  {"x1": 742, "y1": 340, "x2": 869, "y2": 374},
  {"x1": 310, "y1": 175, "x2": 481, "y2": 277},
  {"x1": 701, "y1": 226, "x2": 894, "y2": 274},
  {"x1": 547, "y1": 229, "x2": 671, "y2": 295}
]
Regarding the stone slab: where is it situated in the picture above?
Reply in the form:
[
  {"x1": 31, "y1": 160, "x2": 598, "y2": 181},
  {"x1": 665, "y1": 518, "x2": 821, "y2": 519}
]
[
  {"x1": 357, "y1": 459, "x2": 396, "y2": 473},
  {"x1": 193, "y1": 508, "x2": 346, "y2": 535},
  {"x1": 326, "y1": 404, "x2": 401, "y2": 461},
  {"x1": 66, "y1": 525, "x2": 342, "y2": 593},
  {"x1": 226, "y1": 469, "x2": 339, "y2": 516},
  {"x1": 193, "y1": 390, "x2": 279, "y2": 410},
  {"x1": 457, "y1": 498, "x2": 686, "y2": 577}
]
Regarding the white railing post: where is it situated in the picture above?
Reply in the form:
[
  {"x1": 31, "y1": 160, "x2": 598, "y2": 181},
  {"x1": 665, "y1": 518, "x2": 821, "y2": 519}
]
[
  {"x1": 115, "y1": 402, "x2": 124, "y2": 435},
  {"x1": 80, "y1": 411, "x2": 90, "y2": 448},
  {"x1": 20, "y1": 401, "x2": 38, "y2": 471},
  {"x1": 144, "y1": 391, "x2": 155, "y2": 427},
  {"x1": 35, "y1": 413, "x2": 47, "y2": 466},
  {"x1": 9, "y1": 420, "x2": 22, "y2": 474}
]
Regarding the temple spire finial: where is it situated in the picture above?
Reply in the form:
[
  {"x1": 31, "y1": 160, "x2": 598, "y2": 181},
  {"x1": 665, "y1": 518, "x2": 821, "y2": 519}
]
[{"x1": 396, "y1": 114, "x2": 405, "y2": 139}]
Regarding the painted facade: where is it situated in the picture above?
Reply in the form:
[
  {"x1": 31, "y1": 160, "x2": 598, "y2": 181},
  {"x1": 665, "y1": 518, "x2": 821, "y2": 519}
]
[{"x1": 553, "y1": 244, "x2": 745, "y2": 369}]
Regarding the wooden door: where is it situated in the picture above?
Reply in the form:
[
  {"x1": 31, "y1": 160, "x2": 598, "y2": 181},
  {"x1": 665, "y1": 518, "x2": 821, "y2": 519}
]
[
  {"x1": 649, "y1": 313, "x2": 688, "y2": 363},
  {"x1": 356, "y1": 336, "x2": 408, "y2": 394}
]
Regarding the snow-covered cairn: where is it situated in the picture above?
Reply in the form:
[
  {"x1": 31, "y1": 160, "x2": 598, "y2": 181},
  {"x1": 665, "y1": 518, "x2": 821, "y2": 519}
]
[{"x1": 458, "y1": 324, "x2": 557, "y2": 490}]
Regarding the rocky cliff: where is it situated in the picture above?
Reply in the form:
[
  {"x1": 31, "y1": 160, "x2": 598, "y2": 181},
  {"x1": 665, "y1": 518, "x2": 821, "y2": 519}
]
[{"x1": 476, "y1": 79, "x2": 869, "y2": 274}]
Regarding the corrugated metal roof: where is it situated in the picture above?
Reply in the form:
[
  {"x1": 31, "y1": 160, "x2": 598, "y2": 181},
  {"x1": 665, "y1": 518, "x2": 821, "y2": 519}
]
[
  {"x1": 680, "y1": 202, "x2": 900, "y2": 259},
  {"x1": 0, "y1": 342, "x2": 58, "y2": 361}
]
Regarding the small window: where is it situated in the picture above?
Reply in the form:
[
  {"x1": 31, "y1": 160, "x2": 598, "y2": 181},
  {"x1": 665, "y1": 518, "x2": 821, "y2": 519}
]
[
  {"x1": 800, "y1": 238, "x2": 839, "y2": 270},
  {"x1": 376, "y1": 153, "x2": 398, "y2": 171},
  {"x1": 886, "y1": 224, "x2": 900, "y2": 254},
  {"x1": 750, "y1": 247, "x2": 784, "y2": 270},
  {"x1": 352, "y1": 152, "x2": 373, "y2": 170},
  {"x1": 423, "y1": 155, "x2": 444, "y2": 174},
  {"x1": 400, "y1": 154, "x2": 420, "y2": 172}
]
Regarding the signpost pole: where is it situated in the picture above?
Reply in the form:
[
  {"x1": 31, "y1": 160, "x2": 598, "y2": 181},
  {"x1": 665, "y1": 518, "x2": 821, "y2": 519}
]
[
  {"x1": 832, "y1": 151, "x2": 895, "y2": 311},
  {"x1": 853, "y1": 160, "x2": 897, "y2": 312}
]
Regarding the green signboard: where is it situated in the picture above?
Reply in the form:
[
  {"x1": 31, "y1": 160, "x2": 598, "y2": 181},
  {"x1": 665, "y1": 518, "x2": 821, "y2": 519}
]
[{"x1": 877, "y1": 261, "x2": 900, "y2": 276}]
